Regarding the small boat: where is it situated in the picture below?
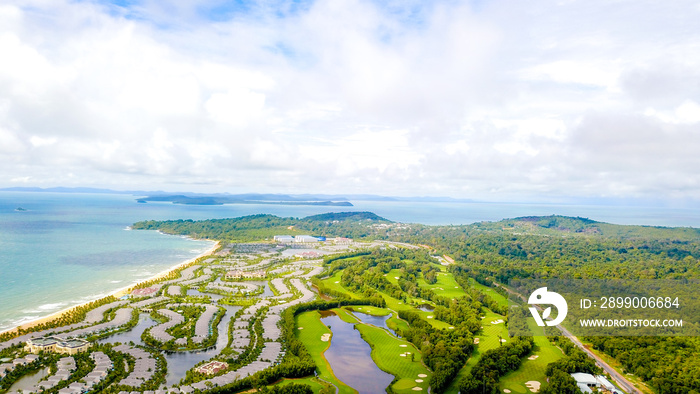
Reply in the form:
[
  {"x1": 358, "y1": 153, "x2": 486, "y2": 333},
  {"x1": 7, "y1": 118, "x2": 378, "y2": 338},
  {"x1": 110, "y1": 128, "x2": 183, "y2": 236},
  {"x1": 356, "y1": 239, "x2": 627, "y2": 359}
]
[{"x1": 15, "y1": 207, "x2": 27, "y2": 211}]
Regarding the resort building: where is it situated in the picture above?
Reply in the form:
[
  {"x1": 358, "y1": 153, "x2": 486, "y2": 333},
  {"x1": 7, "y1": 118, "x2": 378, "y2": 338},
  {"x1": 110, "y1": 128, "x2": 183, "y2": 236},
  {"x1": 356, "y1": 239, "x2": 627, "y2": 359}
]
[
  {"x1": 25, "y1": 337, "x2": 90, "y2": 355},
  {"x1": 195, "y1": 360, "x2": 229, "y2": 375},
  {"x1": 273, "y1": 235, "x2": 294, "y2": 243},
  {"x1": 294, "y1": 235, "x2": 320, "y2": 243},
  {"x1": 131, "y1": 287, "x2": 159, "y2": 296}
]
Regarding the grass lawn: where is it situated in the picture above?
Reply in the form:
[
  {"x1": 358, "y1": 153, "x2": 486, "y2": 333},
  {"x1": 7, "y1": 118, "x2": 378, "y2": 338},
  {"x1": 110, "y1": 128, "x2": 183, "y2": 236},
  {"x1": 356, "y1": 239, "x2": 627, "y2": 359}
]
[
  {"x1": 444, "y1": 309, "x2": 510, "y2": 394},
  {"x1": 271, "y1": 376, "x2": 335, "y2": 393},
  {"x1": 319, "y1": 271, "x2": 360, "y2": 299},
  {"x1": 295, "y1": 310, "x2": 356, "y2": 394},
  {"x1": 356, "y1": 323, "x2": 432, "y2": 393},
  {"x1": 345, "y1": 305, "x2": 390, "y2": 317},
  {"x1": 385, "y1": 269, "x2": 403, "y2": 286},
  {"x1": 416, "y1": 271, "x2": 467, "y2": 299},
  {"x1": 469, "y1": 278, "x2": 510, "y2": 309},
  {"x1": 499, "y1": 330, "x2": 565, "y2": 394},
  {"x1": 377, "y1": 290, "x2": 453, "y2": 330}
]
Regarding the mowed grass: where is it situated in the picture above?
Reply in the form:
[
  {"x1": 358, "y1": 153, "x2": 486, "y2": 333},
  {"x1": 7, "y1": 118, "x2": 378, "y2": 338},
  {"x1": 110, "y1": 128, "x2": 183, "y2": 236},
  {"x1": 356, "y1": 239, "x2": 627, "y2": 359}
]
[
  {"x1": 356, "y1": 323, "x2": 432, "y2": 393},
  {"x1": 444, "y1": 309, "x2": 510, "y2": 394},
  {"x1": 469, "y1": 278, "x2": 510, "y2": 309},
  {"x1": 296, "y1": 310, "x2": 356, "y2": 394},
  {"x1": 320, "y1": 271, "x2": 360, "y2": 299},
  {"x1": 271, "y1": 376, "x2": 334, "y2": 393},
  {"x1": 416, "y1": 271, "x2": 467, "y2": 299},
  {"x1": 499, "y1": 327, "x2": 565, "y2": 394}
]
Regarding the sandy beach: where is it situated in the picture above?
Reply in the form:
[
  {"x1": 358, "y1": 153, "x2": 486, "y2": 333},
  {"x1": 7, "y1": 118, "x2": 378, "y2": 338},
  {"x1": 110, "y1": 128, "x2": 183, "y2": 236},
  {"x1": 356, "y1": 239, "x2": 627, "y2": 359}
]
[{"x1": 0, "y1": 239, "x2": 219, "y2": 337}]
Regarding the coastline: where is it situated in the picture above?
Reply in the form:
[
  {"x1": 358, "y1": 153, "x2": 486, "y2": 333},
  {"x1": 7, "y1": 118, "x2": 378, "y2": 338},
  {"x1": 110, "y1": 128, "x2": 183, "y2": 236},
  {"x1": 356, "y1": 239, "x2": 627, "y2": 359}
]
[{"x1": 0, "y1": 238, "x2": 219, "y2": 337}]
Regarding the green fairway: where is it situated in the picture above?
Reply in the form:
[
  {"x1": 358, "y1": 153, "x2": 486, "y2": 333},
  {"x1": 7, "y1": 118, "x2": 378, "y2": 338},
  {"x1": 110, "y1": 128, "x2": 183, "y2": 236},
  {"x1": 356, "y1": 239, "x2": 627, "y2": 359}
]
[
  {"x1": 469, "y1": 279, "x2": 509, "y2": 308},
  {"x1": 320, "y1": 271, "x2": 360, "y2": 298},
  {"x1": 296, "y1": 310, "x2": 356, "y2": 394},
  {"x1": 346, "y1": 305, "x2": 389, "y2": 317},
  {"x1": 444, "y1": 309, "x2": 510, "y2": 393},
  {"x1": 416, "y1": 271, "x2": 467, "y2": 299},
  {"x1": 272, "y1": 376, "x2": 335, "y2": 393},
  {"x1": 499, "y1": 333, "x2": 565, "y2": 393},
  {"x1": 385, "y1": 269, "x2": 403, "y2": 285},
  {"x1": 356, "y1": 323, "x2": 432, "y2": 393}
]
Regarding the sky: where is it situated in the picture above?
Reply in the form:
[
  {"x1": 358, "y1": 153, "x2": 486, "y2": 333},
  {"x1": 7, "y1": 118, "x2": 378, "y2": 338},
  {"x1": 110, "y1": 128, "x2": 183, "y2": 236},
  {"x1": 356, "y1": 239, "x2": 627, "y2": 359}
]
[{"x1": 0, "y1": 0, "x2": 699, "y2": 202}]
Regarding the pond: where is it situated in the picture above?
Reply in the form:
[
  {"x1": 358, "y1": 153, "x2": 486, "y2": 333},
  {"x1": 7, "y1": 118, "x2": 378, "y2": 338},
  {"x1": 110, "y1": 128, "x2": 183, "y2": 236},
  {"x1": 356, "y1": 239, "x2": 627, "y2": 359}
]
[
  {"x1": 7, "y1": 366, "x2": 49, "y2": 392},
  {"x1": 321, "y1": 312, "x2": 394, "y2": 394},
  {"x1": 186, "y1": 288, "x2": 223, "y2": 301},
  {"x1": 349, "y1": 310, "x2": 398, "y2": 336},
  {"x1": 99, "y1": 305, "x2": 241, "y2": 386},
  {"x1": 416, "y1": 303, "x2": 434, "y2": 312}
]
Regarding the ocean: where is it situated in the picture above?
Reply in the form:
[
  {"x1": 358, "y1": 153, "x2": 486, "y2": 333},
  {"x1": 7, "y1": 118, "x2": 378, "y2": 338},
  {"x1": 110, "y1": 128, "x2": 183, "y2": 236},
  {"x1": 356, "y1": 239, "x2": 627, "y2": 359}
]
[{"x1": 1, "y1": 191, "x2": 699, "y2": 332}]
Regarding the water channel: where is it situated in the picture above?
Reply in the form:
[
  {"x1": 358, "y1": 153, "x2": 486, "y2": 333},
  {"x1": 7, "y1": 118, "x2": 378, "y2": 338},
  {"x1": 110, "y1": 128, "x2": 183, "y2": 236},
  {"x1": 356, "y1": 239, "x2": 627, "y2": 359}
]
[
  {"x1": 320, "y1": 311, "x2": 394, "y2": 394},
  {"x1": 98, "y1": 304, "x2": 241, "y2": 386},
  {"x1": 8, "y1": 366, "x2": 50, "y2": 392}
]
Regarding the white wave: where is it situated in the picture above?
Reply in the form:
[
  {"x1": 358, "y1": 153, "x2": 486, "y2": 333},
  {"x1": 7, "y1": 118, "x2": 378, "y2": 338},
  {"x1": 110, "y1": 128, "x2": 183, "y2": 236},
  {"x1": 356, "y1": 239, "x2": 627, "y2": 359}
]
[{"x1": 37, "y1": 302, "x2": 67, "y2": 311}]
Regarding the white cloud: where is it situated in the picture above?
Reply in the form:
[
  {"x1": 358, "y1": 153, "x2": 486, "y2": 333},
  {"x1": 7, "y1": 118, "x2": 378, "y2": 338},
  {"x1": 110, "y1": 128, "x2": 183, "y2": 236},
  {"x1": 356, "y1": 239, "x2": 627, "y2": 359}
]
[{"x1": 0, "y1": 0, "x2": 698, "y2": 200}]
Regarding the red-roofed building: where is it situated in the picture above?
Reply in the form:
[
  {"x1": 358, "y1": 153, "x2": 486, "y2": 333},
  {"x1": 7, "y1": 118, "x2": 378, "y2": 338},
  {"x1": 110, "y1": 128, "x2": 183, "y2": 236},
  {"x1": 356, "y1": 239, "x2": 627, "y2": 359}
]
[
  {"x1": 131, "y1": 287, "x2": 158, "y2": 296},
  {"x1": 196, "y1": 360, "x2": 228, "y2": 375}
]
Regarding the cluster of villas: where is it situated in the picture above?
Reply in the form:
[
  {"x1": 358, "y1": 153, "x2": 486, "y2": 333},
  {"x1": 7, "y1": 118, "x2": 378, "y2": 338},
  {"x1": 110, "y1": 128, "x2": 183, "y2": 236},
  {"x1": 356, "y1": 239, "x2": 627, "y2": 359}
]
[
  {"x1": 224, "y1": 270, "x2": 266, "y2": 279},
  {"x1": 571, "y1": 372, "x2": 625, "y2": 394}
]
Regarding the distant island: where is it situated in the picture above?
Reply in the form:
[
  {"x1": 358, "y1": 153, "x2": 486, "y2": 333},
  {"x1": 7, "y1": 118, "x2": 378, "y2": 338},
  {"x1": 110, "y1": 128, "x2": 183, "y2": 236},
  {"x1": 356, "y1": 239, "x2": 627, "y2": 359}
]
[{"x1": 135, "y1": 194, "x2": 354, "y2": 206}]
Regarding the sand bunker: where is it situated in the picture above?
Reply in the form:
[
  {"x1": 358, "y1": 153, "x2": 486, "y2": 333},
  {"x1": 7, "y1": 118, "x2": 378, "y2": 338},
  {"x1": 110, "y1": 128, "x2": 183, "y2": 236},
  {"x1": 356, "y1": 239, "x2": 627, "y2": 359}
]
[
  {"x1": 525, "y1": 381, "x2": 541, "y2": 392},
  {"x1": 500, "y1": 339, "x2": 507, "y2": 343},
  {"x1": 400, "y1": 353, "x2": 407, "y2": 357},
  {"x1": 418, "y1": 374, "x2": 427, "y2": 378},
  {"x1": 415, "y1": 379, "x2": 424, "y2": 383},
  {"x1": 298, "y1": 327, "x2": 303, "y2": 330},
  {"x1": 449, "y1": 326, "x2": 455, "y2": 329},
  {"x1": 427, "y1": 316, "x2": 433, "y2": 319},
  {"x1": 503, "y1": 390, "x2": 511, "y2": 393},
  {"x1": 320, "y1": 333, "x2": 331, "y2": 342},
  {"x1": 335, "y1": 281, "x2": 339, "y2": 283},
  {"x1": 395, "y1": 276, "x2": 400, "y2": 279},
  {"x1": 528, "y1": 355, "x2": 539, "y2": 360},
  {"x1": 474, "y1": 338, "x2": 480, "y2": 344},
  {"x1": 400, "y1": 344, "x2": 408, "y2": 347},
  {"x1": 412, "y1": 387, "x2": 423, "y2": 391},
  {"x1": 491, "y1": 319, "x2": 504, "y2": 324}
]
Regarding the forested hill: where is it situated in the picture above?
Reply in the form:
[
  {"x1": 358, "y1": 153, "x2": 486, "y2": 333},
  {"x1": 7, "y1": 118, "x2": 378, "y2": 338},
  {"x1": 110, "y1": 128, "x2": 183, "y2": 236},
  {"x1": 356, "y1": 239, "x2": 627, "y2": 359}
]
[
  {"x1": 131, "y1": 211, "x2": 392, "y2": 242},
  {"x1": 474, "y1": 215, "x2": 700, "y2": 240},
  {"x1": 132, "y1": 212, "x2": 700, "y2": 246}
]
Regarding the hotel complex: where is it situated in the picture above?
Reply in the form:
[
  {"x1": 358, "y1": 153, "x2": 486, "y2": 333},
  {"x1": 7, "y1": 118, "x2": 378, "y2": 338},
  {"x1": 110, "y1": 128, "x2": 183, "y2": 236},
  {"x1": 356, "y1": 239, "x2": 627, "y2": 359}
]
[{"x1": 25, "y1": 336, "x2": 90, "y2": 355}]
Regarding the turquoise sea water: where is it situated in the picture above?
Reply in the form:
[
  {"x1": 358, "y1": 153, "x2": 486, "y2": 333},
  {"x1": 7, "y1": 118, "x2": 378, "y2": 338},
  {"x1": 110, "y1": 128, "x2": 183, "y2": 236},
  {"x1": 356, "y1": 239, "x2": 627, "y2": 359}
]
[{"x1": 1, "y1": 191, "x2": 699, "y2": 332}]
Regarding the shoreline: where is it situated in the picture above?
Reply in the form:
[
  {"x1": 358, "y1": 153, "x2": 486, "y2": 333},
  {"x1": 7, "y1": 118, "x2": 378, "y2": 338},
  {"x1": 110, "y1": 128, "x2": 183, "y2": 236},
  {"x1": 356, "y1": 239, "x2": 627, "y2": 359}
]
[{"x1": 0, "y1": 238, "x2": 220, "y2": 337}]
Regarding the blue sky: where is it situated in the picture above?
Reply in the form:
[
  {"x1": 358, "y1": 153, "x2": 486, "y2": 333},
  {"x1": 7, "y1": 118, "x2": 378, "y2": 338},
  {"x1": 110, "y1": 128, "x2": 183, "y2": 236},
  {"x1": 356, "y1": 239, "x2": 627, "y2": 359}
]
[{"x1": 0, "y1": 0, "x2": 699, "y2": 202}]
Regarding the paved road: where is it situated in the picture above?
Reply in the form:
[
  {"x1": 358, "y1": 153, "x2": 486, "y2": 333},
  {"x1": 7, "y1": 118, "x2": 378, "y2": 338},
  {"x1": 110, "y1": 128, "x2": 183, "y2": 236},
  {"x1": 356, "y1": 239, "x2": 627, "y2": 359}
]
[
  {"x1": 556, "y1": 323, "x2": 640, "y2": 394},
  {"x1": 497, "y1": 283, "x2": 641, "y2": 394}
]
